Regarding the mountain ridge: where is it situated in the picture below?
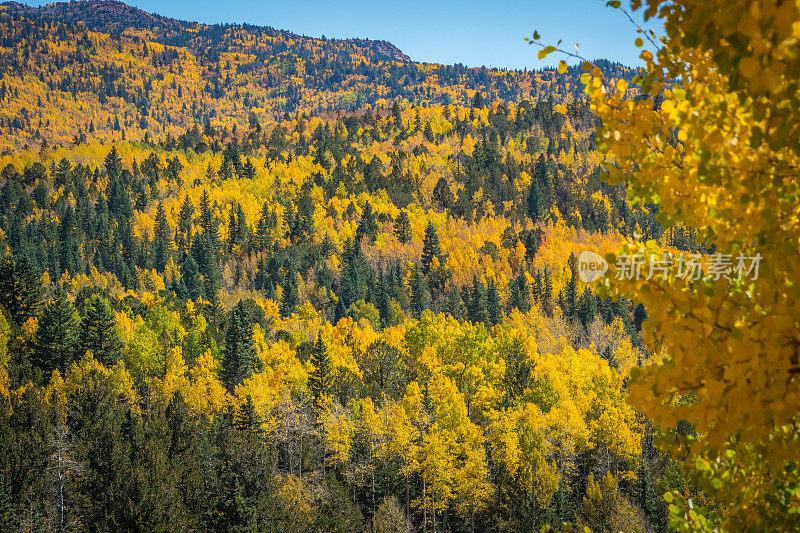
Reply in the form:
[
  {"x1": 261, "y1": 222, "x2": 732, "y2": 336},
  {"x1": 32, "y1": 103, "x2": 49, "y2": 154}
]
[
  {"x1": 0, "y1": 0, "x2": 634, "y2": 149},
  {"x1": 1, "y1": 0, "x2": 412, "y2": 62}
]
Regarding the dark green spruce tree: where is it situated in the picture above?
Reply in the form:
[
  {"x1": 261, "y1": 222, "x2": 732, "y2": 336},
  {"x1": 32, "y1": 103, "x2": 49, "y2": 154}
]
[
  {"x1": 234, "y1": 395, "x2": 263, "y2": 437},
  {"x1": 340, "y1": 238, "x2": 370, "y2": 310},
  {"x1": 153, "y1": 202, "x2": 173, "y2": 273},
  {"x1": 280, "y1": 271, "x2": 299, "y2": 318},
  {"x1": 468, "y1": 275, "x2": 488, "y2": 325},
  {"x1": 77, "y1": 296, "x2": 124, "y2": 366},
  {"x1": 34, "y1": 286, "x2": 80, "y2": 376},
  {"x1": 509, "y1": 272, "x2": 530, "y2": 313},
  {"x1": 486, "y1": 278, "x2": 502, "y2": 326},
  {"x1": 432, "y1": 177, "x2": 454, "y2": 211},
  {"x1": 393, "y1": 210, "x2": 411, "y2": 244},
  {"x1": 177, "y1": 195, "x2": 195, "y2": 254},
  {"x1": 181, "y1": 255, "x2": 205, "y2": 301},
  {"x1": 0, "y1": 253, "x2": 44, "y2": 326},
  {"x1": 308, "y1": 332, "x2": 331, "y2": 409},
  {"x1": 356, "y1": 201, "x2": 379, "y2": 243},
  {"x1": 443, "y1": 285, "x2": 466, "y2": 320},
  {"x1": 420, "y1": 221, "x2": 441, "y2": 275},
  {"x1": 564, "y1": 252, "x2": 579, "y2": 321},
  {"x1": 221, "y1": 301, "x2": 256, "y2": 392},
  {"x1": 410, "y1": 266, "x2": 431, "y2": 318}
]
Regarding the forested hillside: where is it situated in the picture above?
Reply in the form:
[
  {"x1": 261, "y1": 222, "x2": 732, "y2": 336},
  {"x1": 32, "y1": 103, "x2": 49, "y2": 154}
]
[
  {"x1": 0, "y1": 2, "x2": 697, "y2": 532},
  {"x1": 0, "y1": 0, "x2": 632, "y2": 150}
]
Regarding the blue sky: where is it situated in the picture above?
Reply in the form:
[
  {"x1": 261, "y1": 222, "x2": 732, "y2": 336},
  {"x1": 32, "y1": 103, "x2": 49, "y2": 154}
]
[{"x1": 21, "y1": 0, "x2": 659, "y2": 69}]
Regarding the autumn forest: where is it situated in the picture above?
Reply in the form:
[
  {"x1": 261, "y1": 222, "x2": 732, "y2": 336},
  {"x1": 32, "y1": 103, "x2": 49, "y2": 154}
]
[{"x1": 0, "y1": 1, "x2": 797, "y2": 532}]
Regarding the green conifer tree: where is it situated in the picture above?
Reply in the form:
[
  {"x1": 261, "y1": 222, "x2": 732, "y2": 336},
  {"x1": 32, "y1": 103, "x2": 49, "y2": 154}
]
[
  {"x1": 234, "y1": 395, "x2": 263, "y2": 437},
  {"x1": 77, "y1": 296, "x2": 123, "y2": 366},
  {"x1": 0, "y1": 475, "x2": 18, "y2": 532},
  {"x1": 177, "y1": 195, "x2": 195, "y2": 254},
  {"x1": 432, "y1": 177, "x2": 454, "y2": 211},
  {"x1": 356, "y1": 201, "x2": 379, "y2": 242},
  {"x1": 104, "y1": 145, "x2": 123, "y2": 180},
  {"x1": 221, "y1": 301, "x2": 256, "y2": 392},
  {"x1": 410, "y1": 266, "x2": 431, "y2": 318},
  {"x1": 308, "y1": 332, "x2": 331, "y2": 408},
  {"x1": 34, "y1": 286, "x2": 79, "y2": 375},
  {"x1": 393, "y1": 210, "x2": 411, "y2": 244},
  {"x1": 0, "y1": 253, "x2": 44, "y2": 326},
  {"x1": 420, "y1": 221, "x2": 441, "y2": 275},
  {"x1": 564, "y1": 253, "x2": 578, "y2": 321},
  {"x1": 468, "y1": 276, "x2": 488, "y2": 325},
  {"x1": 280, "y1": 272, "x2": 299, "y2": 317},
  {"x1": 153, "y1": 202, "x2": 173, "y2": 273},
  {"x1": 486, "y1": 278, "x2": 502, "y2": 326},
  {"x1": 443, "y1": 285, "x2": 466, "y2": 320},
  {"x1": 182, "y1": 255, "x2": 205, "y2": 301}
]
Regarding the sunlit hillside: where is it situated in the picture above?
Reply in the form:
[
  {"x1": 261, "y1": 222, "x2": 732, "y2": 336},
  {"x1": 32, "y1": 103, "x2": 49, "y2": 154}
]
[{"x1": 1, "y1": 0, "x2": 795, "y2": 532}]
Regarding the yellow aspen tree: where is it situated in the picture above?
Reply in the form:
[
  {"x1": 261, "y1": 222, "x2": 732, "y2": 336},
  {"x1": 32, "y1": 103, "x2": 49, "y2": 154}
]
[{"x1": 533, "y1": 0, "x2": 800, "y2": 528}]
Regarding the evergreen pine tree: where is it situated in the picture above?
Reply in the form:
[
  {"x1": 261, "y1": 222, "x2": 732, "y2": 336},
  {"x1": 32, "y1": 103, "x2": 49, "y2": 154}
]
[
  {"x1": 410, "y1": 266, "x2": 431, "y2": 318},
  {"x1": 177, "y1": 195, "x2": 194, "y2": 254},
  {"x1": 533, "y1": 154, "x2": 547, "y2": 184},
  {"x1": 34, "y1": 286, "x2": 79, "y2": 376},
  {"x1": 0, "y1": 253, "x2": 44, "y2": 326},
  {"x1": 181, "y1": 254, "x2": 205, "y2": 300},
  {"x1": 486, "y1": 278, "x2": 502, "y2": 326},
  {"x1": 242, "y1": 158, "x2": 257, "y2": 181},
  {"x1": 104, "y1": 146, "x2": 123, "y2": 180},
  {"x1": 392, "y1": 100, "x2": 403, "y2": 126},
  {"x1": 234, "y1": 203, "x2": 248, "y2": 249},
  {"x1": 509, "y1": 272, "x2": 530, "y2": 313},
  {"x1": 59, "y1": 204, "x2": 82, "y2": 275},
  {"x1": 601, "y1": 346, "x2": 619, "y2": 369},
  {"x1": 443, "y1": 285, "x2": 466, "y2": 320},
  {"x1": 308, "y1": 332, "x2": 331, "y2": 408},
  {"x1": 0, "y1": 475, "x2": 18, "y2": 532},
  {"x1": 77, "y1": 296, "x2": 123, "y2": 366},
  {"x1": 280, "y1": 272, "x2": 299, "y2": 317},
  {"x1": 375, "y1": 271, "x2": 393, "y2": 327},
  {"x1": 356, "y1": 201, "x2": 379, "y2": 242},
  {"x1": 153, "y1": 202, "x2": 173, "y2": 273},
  {"x1": 432, "y1": 177, "x2": 454, "y2": 211},
  {"x1": 234, "y1": 395, "x2": 263, "y2": 437},
  {"x1": 468, "y1": 276, "x2": 488, "y2": 325},
  {"x1": 420, "y1": 221, "x2": 441, "y2": 275},
  {"x1": 633, "y1": 303, "x2": 648, "y2": 331},
  {"x1": 542, "y1": 267, "x2": 554, "y2": 316},
  {"x1": 340, "y1": 239, "x2": 370, "y2": 310},
  {"x1": 54, "y1": 158, "x2": 72, "y2": 187},
  {"x1": 393, "y1": 210, "x2": 411, "y2": 244},
  {"x1": 527, "y1": 182, "x2": 543, "y2": 222},
  {"x1": 227, "y1": 203, "x2": 239, "y2": 253},
  {"x1": 578, "y1": 288, "x2": 598, "y2": 327},
  {"x1": 221, "y1": 301, "x2": 256, "y2": 392},
  {"x1": 218, "y1": 156, "x2": 234, "y2": 180},
  {"x1": 565, "y1": 253, "x2": 578, "y2": 321},
  {"x1": 636, "y1": 464, "x2": 659, "y2": 529},
  {"x1": 209, "y1": 469, "x2": 257, "y2": 533}
]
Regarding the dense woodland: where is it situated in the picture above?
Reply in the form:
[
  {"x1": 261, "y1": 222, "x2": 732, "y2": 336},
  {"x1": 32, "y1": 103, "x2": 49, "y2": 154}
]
[{"x1": 0, "y1": 2, "x2": 718, "y2": 533}]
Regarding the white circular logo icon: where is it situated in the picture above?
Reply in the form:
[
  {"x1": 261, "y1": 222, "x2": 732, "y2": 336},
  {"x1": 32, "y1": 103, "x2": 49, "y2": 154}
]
[{"x1": 578, "y1": 251, "x2": 608, "y2": 282}]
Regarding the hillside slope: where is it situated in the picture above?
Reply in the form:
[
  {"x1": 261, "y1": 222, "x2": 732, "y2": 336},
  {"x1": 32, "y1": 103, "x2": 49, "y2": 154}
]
[
  {"x1": 0, "y1": 3, "x2": 680, "y2": 532},
  {"x1": 0, "y1": 0, "x2": 631, "y2": 149}
]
